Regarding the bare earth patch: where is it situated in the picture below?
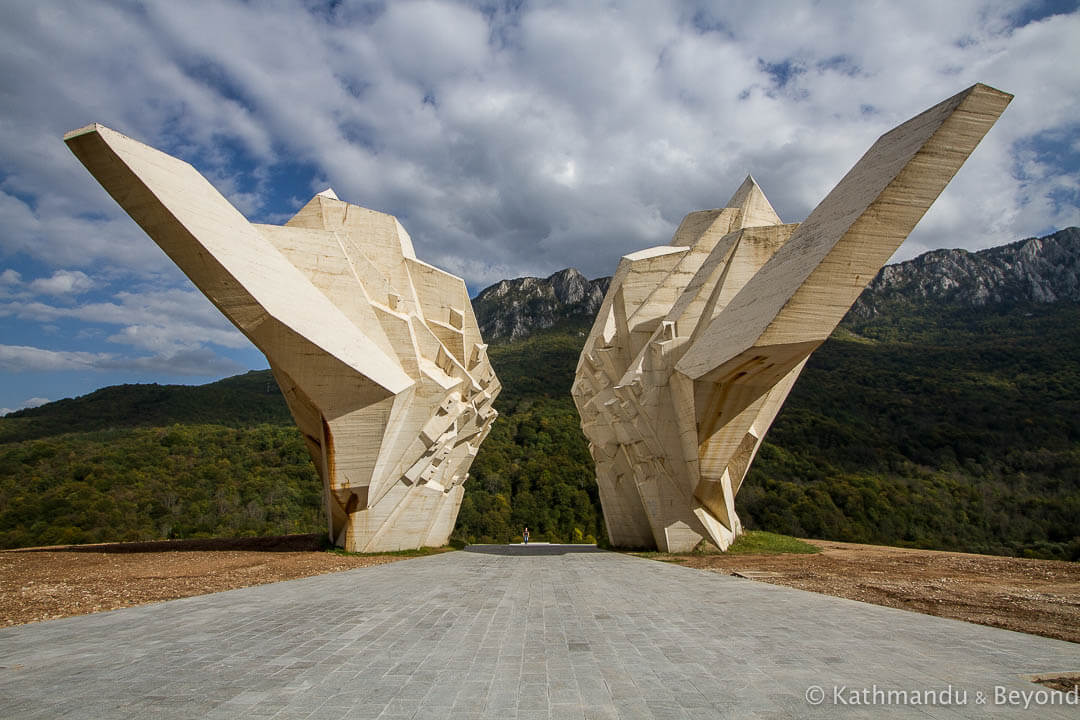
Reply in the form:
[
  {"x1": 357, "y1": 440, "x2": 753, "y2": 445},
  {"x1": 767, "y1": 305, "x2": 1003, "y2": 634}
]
[
  {"x1": 0, "y1": 534, "x2": 425, "y2": 627},
  {"x1": 653, "y1": 539, "x2": 1080, "y2": 644},
  {"x1": 1032, "y1": 675, "x2": 1080, "y2": 693}
]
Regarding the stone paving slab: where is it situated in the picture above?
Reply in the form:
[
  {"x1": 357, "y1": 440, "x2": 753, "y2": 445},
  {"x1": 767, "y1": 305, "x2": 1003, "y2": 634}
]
[{"x1": 1, "y1": 547, "x2": 1078, "y2": 719}]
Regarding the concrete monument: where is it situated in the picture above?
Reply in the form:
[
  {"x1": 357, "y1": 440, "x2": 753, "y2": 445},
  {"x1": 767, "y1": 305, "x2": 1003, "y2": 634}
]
[
  {"x1": 65, "y1": 125, "x2": 500, "y2": 552},
  {"x1": 572, "y1": 83, "x2": 1012, "y2": 551}
]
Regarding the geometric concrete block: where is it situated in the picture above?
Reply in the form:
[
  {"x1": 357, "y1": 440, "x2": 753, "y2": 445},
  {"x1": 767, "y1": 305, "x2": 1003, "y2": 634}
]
[
  {"x1": 572, "y1": 84, "x2": 1012, "y2": 551},
  {"x1": 65, "y1": 125, "x2": 500, "y2": 552}
]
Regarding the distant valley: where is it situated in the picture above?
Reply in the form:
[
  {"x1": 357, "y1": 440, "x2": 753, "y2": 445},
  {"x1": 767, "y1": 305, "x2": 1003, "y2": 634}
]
[{"x1": 2, "y1": 228, "x2": 1078, "y2": 559}]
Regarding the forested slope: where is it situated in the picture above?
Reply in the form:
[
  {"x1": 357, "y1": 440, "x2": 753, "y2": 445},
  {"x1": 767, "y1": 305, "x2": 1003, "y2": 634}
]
[
  {"x1": 2, "y1": 231, "x2": 1078, "y2": 557},
  {"x1": 741, "y1": 301, "x2": 1080, "y2": 558},
  {"x1": 1, "y1": 371, "x2": 291, "y2": 444},
  {"x1": 449, "y1": 300, "x2": 1080, "y2": 558}
]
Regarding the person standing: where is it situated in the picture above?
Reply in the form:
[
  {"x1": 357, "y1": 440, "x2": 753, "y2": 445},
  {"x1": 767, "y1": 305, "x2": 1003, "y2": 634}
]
[{"x1": 523, "y1": 527, "x2": 530, "y2": 545}]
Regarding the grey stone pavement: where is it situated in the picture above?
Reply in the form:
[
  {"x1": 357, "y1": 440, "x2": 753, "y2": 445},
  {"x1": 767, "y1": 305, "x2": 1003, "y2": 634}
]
[{"x1": 1, "y1": 546, "x2": 1078, "y2": 719}]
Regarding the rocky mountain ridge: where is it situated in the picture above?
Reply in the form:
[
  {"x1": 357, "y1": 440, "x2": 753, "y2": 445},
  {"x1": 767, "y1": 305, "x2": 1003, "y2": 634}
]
[
  {"x1": 472, "y1": 268, "x2": 610, "y2": 342},
  {"x1": 473, "y1": 227, "x2": 1080, "y2": 342},
  {"x1": 848, "y1": 227, "x2": 1080, "y2": 320}
]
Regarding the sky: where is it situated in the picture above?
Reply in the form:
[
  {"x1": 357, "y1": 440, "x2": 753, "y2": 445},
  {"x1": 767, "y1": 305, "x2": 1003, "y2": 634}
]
[{"x1": 1, "y1": 0, "x2": 1079, "y2": 413}]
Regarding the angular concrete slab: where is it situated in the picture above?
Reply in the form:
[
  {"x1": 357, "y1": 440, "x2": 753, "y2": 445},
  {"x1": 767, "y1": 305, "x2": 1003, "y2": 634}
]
[
  {"x1": 572, "y1": 84, "x2": 1013, "y2": 553},
  {"x1": 1, "y1": 551, "x2": 1077, "y2": 719},
  {"x1": 64, "y1": 125, "x2": 501, "y2": 553}
]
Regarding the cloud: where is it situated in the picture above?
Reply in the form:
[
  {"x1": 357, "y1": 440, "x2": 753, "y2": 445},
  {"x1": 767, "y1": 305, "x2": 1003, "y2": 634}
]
[
  {"x1": 0, "y1": 343, "x2": 243, "y2": 377},
  {"x1": 98, "y1": 347, "x2": 245, "y2": 376},
  {"x1": 0, "y1": 287, "x2": 248, "y2": 354},
  {"x1": 0, "y1": 269, "x2": 21, "y2": 300},
  {"x1": 1, "y1": 267, "x2": 103, "y2": 302},
  {"x1": 0, "y1": 344, "x2": 110, "y2": 372},
  {"x1": 0, "y1": 0, "x2": 1075, "y2": 291},
  {"x1": 0, "y1": 0, "x2": 1075, "y2": 418},
  {"x1": 28, "y1": 269, "x2": 94, "y2": 295},
  {"x1": 0, "y1": 395, "x2": 51, "y2": 416}
]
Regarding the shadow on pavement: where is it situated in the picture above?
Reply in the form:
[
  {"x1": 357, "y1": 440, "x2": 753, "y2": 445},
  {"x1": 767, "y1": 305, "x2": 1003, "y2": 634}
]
[{"x1": 464, "y1": 543, "x2": 606, "y2": 556}]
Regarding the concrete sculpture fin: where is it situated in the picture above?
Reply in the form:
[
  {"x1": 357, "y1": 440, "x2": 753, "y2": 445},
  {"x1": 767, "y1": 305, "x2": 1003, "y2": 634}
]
[
  {"x1": 572, "y1": 83, "x2": 1011, "y2": 552},
  {"x1": 65, "y1": 124, "x2": 500, "y2": 552}
]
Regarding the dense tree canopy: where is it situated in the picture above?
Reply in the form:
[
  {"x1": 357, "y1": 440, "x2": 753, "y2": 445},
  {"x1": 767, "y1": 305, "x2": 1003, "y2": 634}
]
[{"x1": 1, "y1": 301, "x2": 1077, "y2": 560}]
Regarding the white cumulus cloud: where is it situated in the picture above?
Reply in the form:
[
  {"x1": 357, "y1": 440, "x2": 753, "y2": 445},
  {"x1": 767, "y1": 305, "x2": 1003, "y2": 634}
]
[
  {"x1": 0, "y1": 287, "x2": 248, "y2": 354},
  {"x1": 0, "y1": 344, "x2": 110, "y2": 372},
  {"x1": 28, "y1": 269, "x2": 95, "y2": 296},
  {"x1": 0, "y1": 343, "x2": 243, "y2": 378}
]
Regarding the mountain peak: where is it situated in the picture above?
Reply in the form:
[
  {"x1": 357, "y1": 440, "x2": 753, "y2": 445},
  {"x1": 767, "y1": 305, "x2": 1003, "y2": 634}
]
[
  {"x1": 546, "y1": 268, "x2": 589, "y2": 304},
  {"x1": 473, "y1": 269, "x2": 611, "y2": 342}
]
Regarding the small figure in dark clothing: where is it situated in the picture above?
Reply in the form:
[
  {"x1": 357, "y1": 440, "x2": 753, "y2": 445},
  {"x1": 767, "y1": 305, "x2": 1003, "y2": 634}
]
[{"x1": 523, "y1": 527, "x2": 530, "y2": 545}]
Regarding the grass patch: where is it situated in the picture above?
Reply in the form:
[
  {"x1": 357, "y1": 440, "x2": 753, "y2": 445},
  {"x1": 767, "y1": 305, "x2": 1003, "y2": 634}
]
[
  {"x1": 324, "y1": 545, "x2": 457, "y2": 558},
  {"x1": 724, "y1": 531, "x2": 820, "y2": 555},
  {"x1": 830, "y1": 326, "x2": 878, "y2": 345}
]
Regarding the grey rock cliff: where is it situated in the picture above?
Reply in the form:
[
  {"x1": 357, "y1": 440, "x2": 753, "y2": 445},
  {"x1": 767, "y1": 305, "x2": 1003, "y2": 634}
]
[
  {"x1": 848, "y1": 227, "x2": 1080, "y2": 320},
  {"x1": 472, "y1": 268, "x2": 611, "y2": 342}
]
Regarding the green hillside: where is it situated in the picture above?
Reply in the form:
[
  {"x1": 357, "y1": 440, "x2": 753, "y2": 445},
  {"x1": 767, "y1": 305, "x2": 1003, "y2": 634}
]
[
  {"x1": 0, "y1": 424, "x2": 322, "y2": 548},
  {"x1": 1, "y1": 302, "x2": 1078, "y2": 558},
  {"x1": 1, "y1": 371, "x2": 292, "y2": 444},
  {"x1": 452, "y1": 302, "x2": 1080, "y2": 558},
  {"x1": 742, "y1": 301, "x2": 1080, "y2": 559}
]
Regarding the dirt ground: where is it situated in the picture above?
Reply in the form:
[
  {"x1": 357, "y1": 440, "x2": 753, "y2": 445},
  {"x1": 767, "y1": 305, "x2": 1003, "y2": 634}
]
[
  {"x1": 652, "y1": 539, "x2": 1080, "y2": 644},
  {"x1": 3, "y1": 537, "x2": 1079, "y2": 647},
  {"x1": 0, "y1": 534, "x2": 413, "y2": 627}
]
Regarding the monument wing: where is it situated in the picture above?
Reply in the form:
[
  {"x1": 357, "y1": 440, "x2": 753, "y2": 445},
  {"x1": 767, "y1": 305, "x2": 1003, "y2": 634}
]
[
  {"x1": 65, "y1": 125, "x2": 500, "y2": 552},
  {"x1": 572, "y1": 84, "x2": 1012, "y2": 552}
]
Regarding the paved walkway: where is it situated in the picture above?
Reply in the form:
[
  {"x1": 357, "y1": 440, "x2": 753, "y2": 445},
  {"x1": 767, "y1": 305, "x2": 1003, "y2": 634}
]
[{"x1": 1, "y1": 547, "x2": 1078, "y2": 719}]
